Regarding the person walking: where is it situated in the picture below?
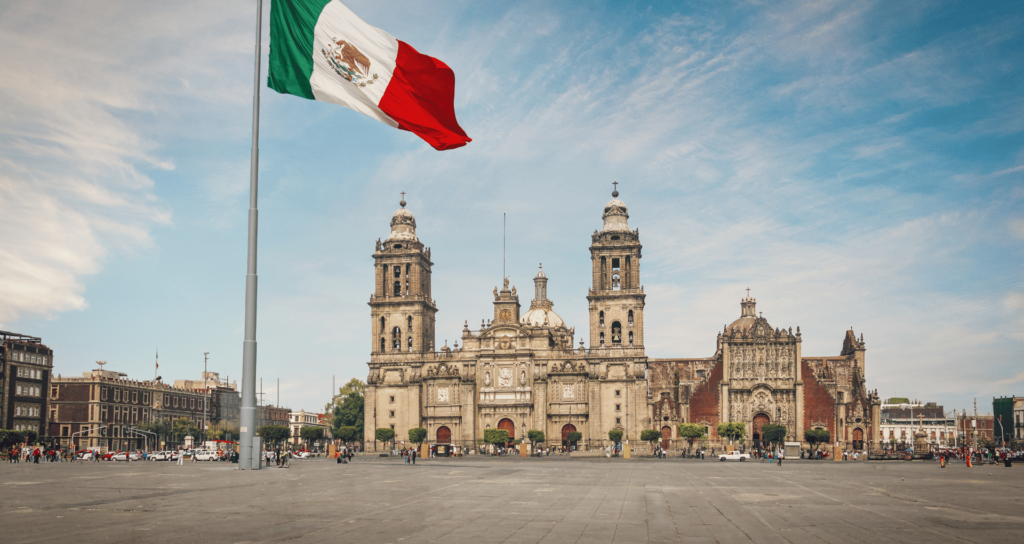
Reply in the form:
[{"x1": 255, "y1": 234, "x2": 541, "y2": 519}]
[
  {"x1": 176, "y1": 449, "x2": 184, "y2": 466},
  {"x1": 778, "y1": 448, "x2": 784, "y2": 466},
  {"x1": 411, "y1": 448, "x2": 416, "y2": 465}
]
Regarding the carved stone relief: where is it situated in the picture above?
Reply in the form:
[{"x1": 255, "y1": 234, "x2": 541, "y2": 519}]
[{"x1": 498, "y1": 368, "x2": 513, "y2": 388}]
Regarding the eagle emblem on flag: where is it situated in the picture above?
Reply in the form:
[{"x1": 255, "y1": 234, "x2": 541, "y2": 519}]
[{"x1": 321, "y1": 38, "x2": 379, "y2": 87}]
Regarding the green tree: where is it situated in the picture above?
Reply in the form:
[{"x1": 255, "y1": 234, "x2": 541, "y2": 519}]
[
  {"x1": 608, "y1": 429, "x2": 624, "y2": 444},
  {"x1": 527, "y1": 430, "x2": 545, "y2": 447},
  {"x1": 408, "y1": 427, "x2": 427, "y2": 445},
  {"x1": 171, "y1": 418, "x2": 198, "y2": 442},
  {"x1": 761, "y1": 424, "x2": 787, "y2": 447},
  {"x1": 258, "y1": 425, "x2": 290, "y2": 447},
  {"x1": 375, "y1": 428, "x2": 396, "y2": 450},
  {"x1": 335, "y1": 426, "x2": 358, "y2": 445},
  {"x1": 331, "y1": 387, "x2": 365, "y2": 440},
  {"x1": 717, "y1": 422, "x2": 746, "y2": 443},
  {"x1": 299, "y1": 426, "x2": 325, "y2": 446},
  {"x1": 0, "y1": 430, "x2": 14, "y2": 449},
  {"x1": 641, "y1": 429, "x2": 662, "y2": 452},
  {"x1": 483, "y1": 428, "x2": 509, "y2": 449},
  {"x1": 677, "y1": 423, "x2": 706, "y2": 455},
  {"x1": 567, "y1": 431, "x2": 582, "y2": 447},
  {"x1": 805, "y1": 429, "x2": 831, "y2": 455}
]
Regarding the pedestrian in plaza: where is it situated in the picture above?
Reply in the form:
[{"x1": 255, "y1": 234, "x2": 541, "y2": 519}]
[
  {"x1": 777, "y1": 448, "x2": 784, "y2": 466},
  {"x1": 411, "y1": 448, "x2": 416, "y2": 465},
  {"x1": 33, "y1": 448, "x2": 41, "y2": 464},
  {"x1": 176, "y1": 449, "x2": 184, "y2": 466}
]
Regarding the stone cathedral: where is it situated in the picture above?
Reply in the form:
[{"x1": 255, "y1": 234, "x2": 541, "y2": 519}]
[{"x1": 364, "y1": 189, "x2": 881, "y2": 451}]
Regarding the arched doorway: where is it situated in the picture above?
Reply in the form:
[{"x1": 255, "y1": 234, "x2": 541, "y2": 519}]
[
  {"x1": 561, "y1": 423, "x2": 577, "y2": 447},
  {"x1": 752, "y1": 413, "x2": 770, "y2": 446},
  {"x1": 498, "y1": 418, "x2": 515, "y2": 444},
  {"x1": 436, "y1": 426, "x2": 451, "y2": 444},
  {"x1": 852, "y1": 428, "x2": 864, "y2": 450},
  {"x1": 661, "y1": 426, "x2": 672, "y2": 451}
]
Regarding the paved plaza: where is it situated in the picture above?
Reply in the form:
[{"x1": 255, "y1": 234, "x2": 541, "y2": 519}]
[{"x1": 2, "y1": 456, "x2": 1022, "y2": 543}]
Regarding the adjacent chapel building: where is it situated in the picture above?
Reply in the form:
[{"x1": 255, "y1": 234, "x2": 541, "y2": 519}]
[{"x1": 363, "y1": 190, "x2": 881, "y2": 452}]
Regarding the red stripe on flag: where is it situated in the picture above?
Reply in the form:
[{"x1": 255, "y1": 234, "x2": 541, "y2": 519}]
[{"x1": 378, "y1": 41, "x2": 471, "y2": 151}]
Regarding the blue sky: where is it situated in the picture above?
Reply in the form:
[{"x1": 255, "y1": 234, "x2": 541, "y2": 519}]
[{"x1": 1, "y1": 0, "x2": 1021, "y2": 415}]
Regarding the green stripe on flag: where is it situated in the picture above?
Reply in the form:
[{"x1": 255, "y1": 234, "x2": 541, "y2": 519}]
[{"x1": 268, "y1": 0, "x2": 333, "y2": 99}]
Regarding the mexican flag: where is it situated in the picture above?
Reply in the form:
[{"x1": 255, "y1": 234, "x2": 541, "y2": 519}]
[{"x1": 268, "y1": 0, "x2": 471, "y2": 150}]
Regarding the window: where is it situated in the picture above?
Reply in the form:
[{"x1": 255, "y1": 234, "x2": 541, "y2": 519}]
[
  {"x1": 628, "y1": 310, "x2": 633, "y2": 326},
  {"x1": 612, "y1": 258, "x2": 620, "y2": 270},
  {"x1": 599, "y1": 332, "x2": 605, "y2": 346},
  {"x1": 615, "y1": 390, "x2": 620, "y2": 397},
  {"x1": 612, "y1": 273, "x2": 620, "y2": 290},
  {"x1": 51, "y1": 386, "x2": 58, "y2": 398},
  {"x1": 394, "y1": 281, "x2": 401, "y2": 296},
  {"x1": 389, "y1": 411, "x2": 395, "y2": 418},
  {"x1": 380, "y1": 317, "x2": 386, "y2": 333},
  {"x1": 380, "y1": 337, "x2": 386, "y2": 352},
  {"x1": 132, "y1": 392, "x2": 138, "y2": 403},
  {"x1": 16, "y1": 385, "x2": 21, "y2": 395},
  {"x1": 174, "y1": 396, "x2": 179, "y2": 407},
  {"x1": 390, "y1": 396, "x2": 395, "y2": 403},
  {"x1": 408, "y1": 337, "x2": 413, "y2": 351},
  {"x1": 190, "y1": 398, "x2": 195, "y2": 409},
  {"x1": 394, "y1": 266, "x2": 401, "y2": 278},
  {"x1": 143, "y1": 393, "x2": 148, "y2": 404},
  {"x1": 616, "y1": 404, "x2": 621, "y2": 411},
  {"x1": 616, "y1": 418, "x2": 621, "y2": 425},
  {"x1": 114, "y1": 389, "x2": 120, "y2": 402},
  {"x1": 599, "y1": 311, "x2": 604, "y2": 328},
  {"x1": 392, "y1": 326, "x2": 402, "y2": 349},
  {"x1": 611, "y1": 321, "x2": 622, "y2": 344}
]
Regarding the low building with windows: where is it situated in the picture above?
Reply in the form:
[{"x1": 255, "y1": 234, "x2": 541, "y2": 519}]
[
  {"x1": 257, "y1": 404, "x2": 290, "y2": 430},
  {"x1": 288, "y1": 409, "x2": 329, "y2": 446},
  {"x1": 1, "y1": 331, "x2": 53, "y2": 438},
  {"x1": 878, "y1": 401, "x2": 955, "y2": 449},
  {"x1": 956, "y1": 412, "x2": 995, "y2": 445},
  {"x1": 174, "y1": 372, "x2": 241, "y2": 432},
  {"x1": 49, "y1": 366, "x2": 208, "y2": 452}
]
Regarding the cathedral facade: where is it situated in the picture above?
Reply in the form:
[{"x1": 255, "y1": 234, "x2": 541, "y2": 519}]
[{"x1": 363, "y1": 191, "x2": 880, "y2": 451}]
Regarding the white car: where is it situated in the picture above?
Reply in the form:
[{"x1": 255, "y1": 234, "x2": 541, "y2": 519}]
[
  {"x1": 148, "y1": 451, "x2": 169, "y2": 461},
  {"x1": 111, "y1": 452, "x2": 142, "y2": 462},
  {"x1": 718, "y1": 450, "x2": 751, "y2": 461},
  {"x1": 193, "y1": 450, "x2": 219, "y2": 461},
  {"x1": 294, "y1": 451, "x2": 311, "y2": 459}
]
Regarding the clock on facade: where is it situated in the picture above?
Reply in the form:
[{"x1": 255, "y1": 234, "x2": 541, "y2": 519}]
[{"x1": 499, "y1": 309, "x2": 511, "y2": 321}]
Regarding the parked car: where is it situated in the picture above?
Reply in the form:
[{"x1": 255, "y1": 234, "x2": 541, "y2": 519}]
[
  {"x1": 75, "y1": 449, "x2": 97, "y2": 460},
  {"x1": 111, "y1": 452, "x2": 142, "y2": 462},
  {"x1": 193, "y1": 450, "x2": 219, "y2": 461},
  {"x1": 294, "y1": 450, "x2": 311, "y2": 459},
  {"x1": 101, "y1": 451, "x2": 122, "y2": 461},
  {"x1": 718, "y1": 450, "x2": 751, "y2": 461}
]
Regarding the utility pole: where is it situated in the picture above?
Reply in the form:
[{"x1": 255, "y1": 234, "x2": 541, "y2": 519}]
[{"x1": 203, "y1": 351, "x2": 209, "y2": 446}]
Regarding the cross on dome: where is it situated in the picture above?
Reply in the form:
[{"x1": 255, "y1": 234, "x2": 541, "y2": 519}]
[
  {"x1": 400, "y1": 191, "x2": 406, "y2": 208},
  {"x1": 612, "y1": 181, "x2": 619, "y2": 198}
]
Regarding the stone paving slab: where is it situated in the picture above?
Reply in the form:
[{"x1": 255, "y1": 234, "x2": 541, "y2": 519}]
[{"x1": 1, "y1": 457, "x2": 1022, "y2": 543}]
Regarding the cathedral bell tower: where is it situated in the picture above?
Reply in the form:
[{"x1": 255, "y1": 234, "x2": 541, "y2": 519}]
[
  {"x1": 587, "y1": 184, "x2": 645, "y2": 349},
  {"x1": 369, "y1": 195, "x2": 437, "y2": 354}
]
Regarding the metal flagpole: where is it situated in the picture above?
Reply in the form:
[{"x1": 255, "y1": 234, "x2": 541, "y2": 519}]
[{"x1": 238, "y1": 0, "x2": 263, "y2": 471}]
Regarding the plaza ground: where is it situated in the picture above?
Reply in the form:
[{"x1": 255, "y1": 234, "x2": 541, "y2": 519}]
[{"x1": 2, "y1": 456, "x2": 1022, "y2": 543}]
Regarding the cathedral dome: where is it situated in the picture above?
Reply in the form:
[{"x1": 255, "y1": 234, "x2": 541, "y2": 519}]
[
  {"x1": 521, "y1": 307, "x2": 564, "y2": 328},
  {"x1": 387, "y1": 196, "x2": 418, "y2": 242},
  {"x1": 602, "y1": 185, "x2": 630, "y2": 232},
  {"x1": 727, "y1": 294, "x2": 758, "y2": 333}
]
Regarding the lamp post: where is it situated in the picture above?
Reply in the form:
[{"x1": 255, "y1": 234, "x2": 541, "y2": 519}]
[{"x1": 202, "y1": 351, "x2": 209, "y2": 447}]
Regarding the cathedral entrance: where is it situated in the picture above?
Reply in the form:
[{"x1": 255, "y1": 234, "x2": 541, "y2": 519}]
[
  {"x1": 561, "y1": 424, "x2": 577, "y2": 447},
  {"x1": 661, "y1": 426, "x2": 672, "y2": 451},
  {"x1": 752, "y1": 413, "x2": 770, "y2": 446},
  {"x1": 498, "y1": 418, "x2": 515, "y2": 444},
  {"x1": 852, "y1": 428, "x2": 864, "y2": 450},
  {"x1": 436, "y1": 426, "x2": 451, "y2": 444}
]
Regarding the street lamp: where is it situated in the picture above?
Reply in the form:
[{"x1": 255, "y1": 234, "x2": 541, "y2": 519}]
[{"x1": 202, "y1": 351, "x2": 209, "y2": 447}]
